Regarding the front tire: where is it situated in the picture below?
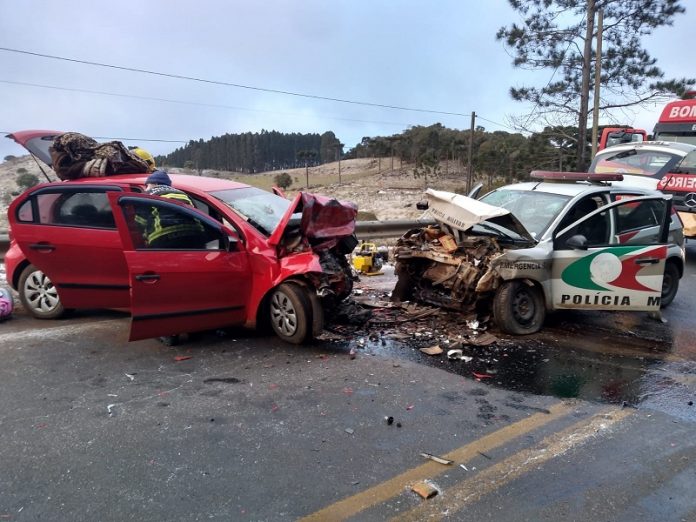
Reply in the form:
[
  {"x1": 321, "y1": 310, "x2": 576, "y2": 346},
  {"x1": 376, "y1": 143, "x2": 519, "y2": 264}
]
[
  {"x1": 660, "y1": 261, "x2": 679, "y2": 308},
  {"x1": 269, "y1": 283, "x2": 312, "y2": 344},
  {"x1": 493, "y1": 280, "x2": 545, "y2": 335},
  {"x1": 18, "y1": 264, "x2": 65, "y2": 319}
]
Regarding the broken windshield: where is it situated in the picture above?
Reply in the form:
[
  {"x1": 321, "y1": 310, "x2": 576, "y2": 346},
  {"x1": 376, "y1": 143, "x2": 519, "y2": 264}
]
[
  {"x1": 480, "y1": 189, "x2": 570, "y2": 238},
  {"x1": 210, "y1": 187, "x2": 291, "y2": 236}
]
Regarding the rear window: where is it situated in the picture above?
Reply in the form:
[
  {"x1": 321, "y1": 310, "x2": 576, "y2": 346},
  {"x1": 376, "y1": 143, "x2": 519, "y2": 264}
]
[{"x1": 589, "y1": 149, "x2": 682, "y2": 178}]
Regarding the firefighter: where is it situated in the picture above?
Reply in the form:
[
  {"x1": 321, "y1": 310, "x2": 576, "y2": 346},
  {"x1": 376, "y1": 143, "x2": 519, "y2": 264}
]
[
  {"x1": 136, "y1": 170, "x2": 204, "y2": 248},
  {"x1": 131, "y1": 146, "x2": 157, "y2": 172}
]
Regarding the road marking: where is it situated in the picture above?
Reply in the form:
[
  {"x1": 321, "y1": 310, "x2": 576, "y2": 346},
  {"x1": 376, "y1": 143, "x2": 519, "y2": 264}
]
[
  {"x1": 300, "y1": 401, "x2": 575, "y2": 522},
  {"x1": 394, "y1": 407, "x2": 633, "y2": 521}
]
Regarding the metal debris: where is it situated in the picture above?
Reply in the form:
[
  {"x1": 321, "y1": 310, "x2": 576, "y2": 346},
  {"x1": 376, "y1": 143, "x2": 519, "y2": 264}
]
[{"x1": 420, "y1": 452, "x2": 453, "y2": 465}]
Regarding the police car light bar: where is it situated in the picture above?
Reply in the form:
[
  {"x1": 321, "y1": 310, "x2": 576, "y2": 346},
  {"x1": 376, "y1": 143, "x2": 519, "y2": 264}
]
[{"x1": 530, "y1": 170, "x2": 624, "y2": 182}]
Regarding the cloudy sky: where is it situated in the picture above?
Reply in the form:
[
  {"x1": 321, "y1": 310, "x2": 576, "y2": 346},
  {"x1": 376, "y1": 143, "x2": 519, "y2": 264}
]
[{"x1": 0, "y1": 0, "x2": 693, "y2": 160}]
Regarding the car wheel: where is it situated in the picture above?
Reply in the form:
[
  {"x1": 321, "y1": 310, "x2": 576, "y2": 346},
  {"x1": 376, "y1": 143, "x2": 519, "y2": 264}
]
[
  {"x1": 269, "y1": 283, "x2": 312, "y2": 344},
  {"x1": 18, "y1": 264, "x2": 66, "y2": 319},
  {"x1": 660, "y1": 261, "x2": 679, "y2": 308},
  {"x1": 493, "y1": 280, "x2": 545, "y2": 335}
]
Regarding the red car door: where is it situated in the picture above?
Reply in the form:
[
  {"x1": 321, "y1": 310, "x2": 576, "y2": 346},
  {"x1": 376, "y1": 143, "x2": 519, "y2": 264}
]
[
  {"x1": 9, "y1": 184, "x2": 132, "y2": 309},
  {"x1": 109, "y1": 193, "x2": 251, "y2": 341}
]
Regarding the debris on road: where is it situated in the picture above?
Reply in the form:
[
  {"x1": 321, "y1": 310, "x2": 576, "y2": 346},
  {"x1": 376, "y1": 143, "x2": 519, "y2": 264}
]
[
  {"x1": 420, "y1": 452, "x2": 453, "y2": 465},
  {"x1": 385, "y1": 416, "x2": 394, "y2": 425},
  {"x1": 174, "y1": 355, "x2": 192, "y2": 362},
  {"x1": 107, "y1": 404, "x2": 116, "y2": 416},
  {"x1": 345, "y1": 428, "x2": 354, "y2": 435},
  {"x1": 411, "y1": 481, "x2": 439, "y2": 499},
  {"x1": 420, "y1": 345, "x2": 443, "y2": 356}
]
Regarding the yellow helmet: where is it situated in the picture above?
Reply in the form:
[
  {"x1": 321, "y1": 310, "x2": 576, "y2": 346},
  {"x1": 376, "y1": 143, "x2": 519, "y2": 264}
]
[{"x1": 132, "y1": 147, "x2": 156, "y2": 171}]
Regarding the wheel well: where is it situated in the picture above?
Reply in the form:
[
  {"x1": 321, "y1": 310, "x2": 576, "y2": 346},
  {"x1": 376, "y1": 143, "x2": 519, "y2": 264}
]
[
  {"x1": 255, "y1": 277, "x2": 313, "y2": 331},
  {"x1": 504, "y1": 278, "x2": 548, "y2": 309},
  {"x1": 666, "y1": 256, "x2": 683, "y2": 278},
  {"x1": 11, "y1": 259, "x2": 31, "y2": 290}
]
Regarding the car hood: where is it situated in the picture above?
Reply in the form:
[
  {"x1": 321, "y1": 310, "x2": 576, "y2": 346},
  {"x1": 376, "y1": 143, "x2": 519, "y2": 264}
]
[
  {"x1": 424, "y1": 188, "x2": 535, "y2": 242},
  {"x1": 268, "y1": 191, "x2": 357, "y2": 248},
  {"x1": 7, "y1": 130, "x2": 63, "y2": 167}
]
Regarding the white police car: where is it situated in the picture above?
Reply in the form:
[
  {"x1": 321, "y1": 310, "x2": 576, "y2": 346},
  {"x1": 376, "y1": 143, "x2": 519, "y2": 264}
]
[{"x1": 393, "y1": 172, "x2": 684, "y2": 335}]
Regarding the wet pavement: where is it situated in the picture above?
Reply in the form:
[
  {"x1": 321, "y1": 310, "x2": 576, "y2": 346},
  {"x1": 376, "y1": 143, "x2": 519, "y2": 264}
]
[{"x1": 332, "y1": 253, "x2": 696, "y2": 422}]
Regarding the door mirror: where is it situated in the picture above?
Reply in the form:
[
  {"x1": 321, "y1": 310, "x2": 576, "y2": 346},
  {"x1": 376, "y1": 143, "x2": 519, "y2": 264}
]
[
  {"x1": 468, "y1": 183, "x2": 483, "y2": 200},
  {"x1": 566, "y1": 234, "x2": 588, "y2": 250}
]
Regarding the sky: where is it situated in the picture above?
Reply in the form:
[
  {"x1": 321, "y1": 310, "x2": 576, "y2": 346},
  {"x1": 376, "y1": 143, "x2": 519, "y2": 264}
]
[{"x1": 0, "y1": 0, "x2": 694, "y2": 161}]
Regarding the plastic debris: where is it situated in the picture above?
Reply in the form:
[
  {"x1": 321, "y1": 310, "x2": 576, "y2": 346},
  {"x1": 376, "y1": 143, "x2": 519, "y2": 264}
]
[
  {"x1": 345, "y1": 428, "x2": 354, "y2": 435},
  {"x1": 411, "y1": 481, "x2": 438, "y2": 499},
  {"x1": 125, "y1": 373, "x2": 135, "y2": 381},
  {"x1": 420, "y1": 345, "x2": 443, "y2": 356},
  {"x1": 472, "y1": 372, "x2": 494, "y2": 380},
  {"x1": 174, "y1": 355, "x2": 192, "y2": 362},
  {"x1": 420, "y1": 452, "x2": 453, "y2": 465},
  {"x1": 349, "y1": 348, "x2": 356, "y2": 360},
  {"x1": 385, "y1": 416, "x2": 394, "y2": 425},
  {"x1": 107, "y1": 404, "x2": 116, "y2": 416},
  {"x1": 447, "y1": 349, "x2": 473, "y2": 362}
]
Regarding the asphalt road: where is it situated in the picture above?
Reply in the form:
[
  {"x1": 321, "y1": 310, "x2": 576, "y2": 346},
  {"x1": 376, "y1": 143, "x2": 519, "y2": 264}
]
[{"x1": 1, "y1": 246, "x2": 695, "y2": 521}]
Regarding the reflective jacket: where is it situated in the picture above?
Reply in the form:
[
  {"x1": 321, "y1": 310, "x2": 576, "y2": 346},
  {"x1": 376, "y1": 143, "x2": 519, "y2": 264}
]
[{"x1": 135, "y1": 186, "x2": 204, "y2": 246}]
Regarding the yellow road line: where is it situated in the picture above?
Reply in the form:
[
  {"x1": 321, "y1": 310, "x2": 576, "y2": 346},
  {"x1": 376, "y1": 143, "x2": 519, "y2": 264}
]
[
  {"x1": 300, "y1": 401, "x2": 575, "y2": 522},
  {"x1": 394, "y1": 407, "x2": 633, "y2": 521}
]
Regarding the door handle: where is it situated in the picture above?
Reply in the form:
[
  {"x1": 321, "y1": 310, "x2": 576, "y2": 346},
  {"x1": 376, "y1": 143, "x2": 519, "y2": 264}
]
[
  {"x1": 635, "y1": 258, "x2": 659, "y2": 265},
  {"x1": 29, "y1": 242, "x2": 55, "y2": 252},
  {"x1": 135, "y1": 273, "x2": 160, "y2": 282}
]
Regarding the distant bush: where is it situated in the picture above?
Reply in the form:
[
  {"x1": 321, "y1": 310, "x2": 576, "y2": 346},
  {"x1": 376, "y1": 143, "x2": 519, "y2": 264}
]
[
  {"x1": 273, "y1": 172, "x2": 292, "y2": 190},
  {"x1": 4, "y1": 155, "x2": 17, "y2": 162},
  {"x1": 16, "y1": 167, "x2": 27, "y2": 175},
  {"x1": 16, "y1": 172, "x2": 40, "y2": 190}
]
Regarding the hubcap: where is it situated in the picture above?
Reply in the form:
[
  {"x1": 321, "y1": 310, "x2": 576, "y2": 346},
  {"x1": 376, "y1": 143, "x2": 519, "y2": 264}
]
[
  {"x1": 23, "y1": 270, "x2": 60, "y2": 313},
  {"x1": 270, "y1": 290, "x2": 297, "y2": 337}
]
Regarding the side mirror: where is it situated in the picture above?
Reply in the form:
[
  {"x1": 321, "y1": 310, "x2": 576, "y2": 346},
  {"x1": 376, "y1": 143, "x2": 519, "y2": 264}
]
[
  {"x1": 416, "y1": 200, "x2": 429, "y2": 210},
  {"x1": 468, "y1": 182, "x2": 483, "y2": 200},
  {"x1": 566, "y1": 234, "x2": 588, "y2": 250},
  {"x1": 221, "y1": 226, "x2": 241, "y2": 252}
]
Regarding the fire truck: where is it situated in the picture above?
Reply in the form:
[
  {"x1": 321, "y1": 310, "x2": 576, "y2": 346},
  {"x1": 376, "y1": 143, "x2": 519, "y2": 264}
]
[{"x1": 653, "y1": 95, "x2": 696, "y2": 146}]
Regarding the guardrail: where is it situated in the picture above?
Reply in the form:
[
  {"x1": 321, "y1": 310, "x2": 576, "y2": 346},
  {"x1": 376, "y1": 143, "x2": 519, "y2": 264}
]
[{"x1": 0, "y1": 220, "x2": 436, "y2": 262}]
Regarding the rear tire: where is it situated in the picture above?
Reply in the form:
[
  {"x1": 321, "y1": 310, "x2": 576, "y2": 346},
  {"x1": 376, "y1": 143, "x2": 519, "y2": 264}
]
[
  {"x1": 269, "y1": 283, "x2": 312, "y2": 344},
  {"x1": 18, "y1": 264, "x2": 65, "y2": 319},
  {"x1": 660, "y1": 261, "x2": 679, "y2": 308},
  {"x1": 493, "y1": 280, "x2": 545, "y2": 335}
]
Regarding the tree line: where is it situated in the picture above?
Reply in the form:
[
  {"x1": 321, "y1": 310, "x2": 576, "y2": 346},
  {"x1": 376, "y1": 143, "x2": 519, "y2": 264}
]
[{"x1": 157, "y1": 130, "x2": 341, "y2": 173}]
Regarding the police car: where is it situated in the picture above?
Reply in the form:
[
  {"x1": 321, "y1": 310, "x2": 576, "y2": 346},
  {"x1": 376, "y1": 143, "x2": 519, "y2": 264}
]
[{"x1": 393, "y1": 171, "x2": 684, "y2": 335}]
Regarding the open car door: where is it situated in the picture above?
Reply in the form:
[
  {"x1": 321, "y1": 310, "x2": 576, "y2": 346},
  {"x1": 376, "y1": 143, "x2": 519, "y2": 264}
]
[
  {"x1": 109, "y1": 193, "x2": 251, "y2": 341},
  {"x1": 551, "y1": 196, "x2": 671, "y2": 311}
]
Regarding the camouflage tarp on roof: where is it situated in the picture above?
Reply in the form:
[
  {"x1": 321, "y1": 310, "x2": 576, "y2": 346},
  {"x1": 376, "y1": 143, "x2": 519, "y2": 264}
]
[{"x1": 50, "y1": 132, "x2": 150, "y2": 180}]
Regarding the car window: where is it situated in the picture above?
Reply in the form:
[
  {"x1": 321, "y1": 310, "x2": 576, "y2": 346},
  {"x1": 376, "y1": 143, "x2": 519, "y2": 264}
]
[
  {"x1": 589, "y1": 149, "x2": 681, "y2": 178},
  {"x1": 16, "y1": 189, "x2": 118, "y2": 228},
  {"x1": 122, "y1": 198, "x2": 227, "y2": 251},
  {"x1": 557, "y1": 208, "x2": 611, "y2": 248},
  {"x1": 211, "y1": 187, "x2": 292, "y2": 236},
  {"x1": 480, "y1": 189, "x2": 570, "y2": 238}
]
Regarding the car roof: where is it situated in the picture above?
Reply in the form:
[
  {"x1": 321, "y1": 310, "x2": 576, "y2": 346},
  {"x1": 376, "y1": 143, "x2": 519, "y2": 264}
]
[
  {"x1": 49, "y1": 172, "x2": 251, "y2": 193},
  {"x1": 595, "y1": 141, "x2": 696, "y2": 157},
  {"x1": 493, "y1": 180, "x2": 614, "y2": 198}
]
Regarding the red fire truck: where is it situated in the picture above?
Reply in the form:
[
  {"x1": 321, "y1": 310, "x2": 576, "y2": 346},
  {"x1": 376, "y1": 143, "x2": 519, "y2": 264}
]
[{"x1": 653, "y1": 95, "x2": 696, "y2": 146}]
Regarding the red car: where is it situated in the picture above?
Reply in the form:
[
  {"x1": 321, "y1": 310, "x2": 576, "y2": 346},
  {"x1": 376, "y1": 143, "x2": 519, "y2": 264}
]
[{"x1": 4, "y1": 130, "x2": 357, "y2": 344}]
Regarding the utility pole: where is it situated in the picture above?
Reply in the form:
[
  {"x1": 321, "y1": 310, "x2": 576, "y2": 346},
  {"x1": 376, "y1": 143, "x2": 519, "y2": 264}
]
[
  {"x1": 577, "y1": 0, "x2": 596, "y2": 171},
  {"x1": 591, "y1": 8, "x2": 604, "y2": 159},
  {"x1": 467, "y1": 111, "x2": 476, "y2": 193}
]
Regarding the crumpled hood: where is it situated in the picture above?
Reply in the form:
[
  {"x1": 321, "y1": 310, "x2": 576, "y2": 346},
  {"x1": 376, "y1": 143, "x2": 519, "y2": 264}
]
[
  {"x1": 424, "y1": 188, "x2": 535, "y2": 242},
  {"x1": 268, "y1": 192, "x2": 357, "y2": 247}
]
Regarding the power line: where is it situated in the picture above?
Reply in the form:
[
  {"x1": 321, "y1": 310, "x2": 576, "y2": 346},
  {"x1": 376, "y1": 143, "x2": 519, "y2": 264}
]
[
  {"x1": 0, "y1": 47, "x2": 473, "y2": 118},
  {"x1": 0, "y1": 79, "x2": 414, "y2": 128}
]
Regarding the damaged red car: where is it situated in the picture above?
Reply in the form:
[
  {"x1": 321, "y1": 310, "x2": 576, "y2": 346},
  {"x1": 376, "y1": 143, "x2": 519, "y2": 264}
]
[{"x1": 4, "y1": 130, "x2": 357, "y2": 344}]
